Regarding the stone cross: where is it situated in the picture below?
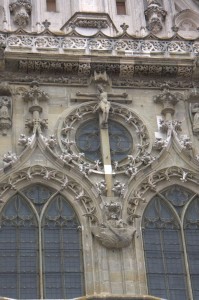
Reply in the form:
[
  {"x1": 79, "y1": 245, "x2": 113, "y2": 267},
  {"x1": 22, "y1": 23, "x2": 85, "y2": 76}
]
[{"x1": 72, "y1": 85, "x2": 131, "y2": 196}]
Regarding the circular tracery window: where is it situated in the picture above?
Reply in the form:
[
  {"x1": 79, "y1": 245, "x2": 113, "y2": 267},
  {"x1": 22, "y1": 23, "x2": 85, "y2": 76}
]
[{"x1": 76, "y1": 119, "x2": 133, "y2": 162}]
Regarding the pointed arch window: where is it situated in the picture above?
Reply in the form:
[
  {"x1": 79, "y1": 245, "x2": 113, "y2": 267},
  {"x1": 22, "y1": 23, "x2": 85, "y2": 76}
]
[
  {"x1": 0, "y1": 184, "x2": 84, "y2": 299},
  {"x1": 142, "y1": 185, "x2": 199, "y2": 300}
]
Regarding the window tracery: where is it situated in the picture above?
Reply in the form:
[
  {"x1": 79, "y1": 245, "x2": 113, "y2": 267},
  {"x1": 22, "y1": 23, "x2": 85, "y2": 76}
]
[
  {"x1": 142, "y1": 185, "x2": 199, "y2": 300},
  {"x1": 0, "y1": 184, "x2": 84, "y2": 299}
]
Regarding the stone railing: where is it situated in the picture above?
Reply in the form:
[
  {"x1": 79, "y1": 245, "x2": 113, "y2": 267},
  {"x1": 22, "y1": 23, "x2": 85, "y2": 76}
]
[{"x1": 0, "y1": 33, "x2": 198, "y2": 56}]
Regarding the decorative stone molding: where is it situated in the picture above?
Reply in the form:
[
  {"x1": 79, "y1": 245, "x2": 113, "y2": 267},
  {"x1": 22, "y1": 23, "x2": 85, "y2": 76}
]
[
  {"x1": 127, "y1": 166, "x2": 199, "y2": 218},
  {"x1": 0, "y1": 165, "x2": 96, "y2": 216},
  {"x1": 16, "y1": 59, "x2": 194, "y2": 79},
  {"x1": 144, "y1": 0, "x2": 167, "y2": 34},
  {"x1": 61, "y1": 12, "x2": 118, "y2": 32},
  {"x1": 9, "y1": 0, "x2": 32, "y2": 28}
]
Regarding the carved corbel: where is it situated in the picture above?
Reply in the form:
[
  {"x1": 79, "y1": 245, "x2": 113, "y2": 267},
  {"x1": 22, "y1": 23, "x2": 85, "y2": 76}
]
[
  {"x1": 154, "y1": 84, "x2": 183, "y2": 117},
  {"x1": 89, "y1": 200, "x2": 136, "y2": 249},
  {"x1": 144, "y1": 0, "x2": 167, "y2": 34},
  {"x1": 9, "y1": 0, "x2": 32, "y2": 28}
]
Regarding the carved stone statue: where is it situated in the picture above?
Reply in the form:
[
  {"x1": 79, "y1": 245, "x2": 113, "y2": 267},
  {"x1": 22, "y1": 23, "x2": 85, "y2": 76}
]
[
  {"x1": 9, "y1": 0, "x2": 32, "y2": 28},
  {"x1": 144, "y1": 0, "x2": 167, "y2": 34},
  {"x1": 3, "y1": 151, "x2": 17, "y2": 167},
  {"x1": 0, "y1": 96, "x2": 12, "y2": 136},
  {"x1": 18, "y1": 133, "x2": 32, "y2": 147},
  {"x1": 191, "y1": 103, "x2": 199, "y2": 133},
  {"x1": 94, "y1": 84, "x2": 111, "y2": 127}
]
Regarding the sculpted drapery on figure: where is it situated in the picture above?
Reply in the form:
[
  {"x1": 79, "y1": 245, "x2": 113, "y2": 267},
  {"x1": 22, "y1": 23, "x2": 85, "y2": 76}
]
[{"x1": 94, "y1": 84, "x2": 111, "y2": 128}]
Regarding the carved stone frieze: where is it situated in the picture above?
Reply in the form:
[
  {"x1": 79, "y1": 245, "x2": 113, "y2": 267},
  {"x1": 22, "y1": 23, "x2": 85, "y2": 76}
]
[
  {"x1": 9, "y1": 0, "x2": 32, "y2": 28},
  {"x1": 61, "y1": 12, "x2": 117, "y2": 32}
]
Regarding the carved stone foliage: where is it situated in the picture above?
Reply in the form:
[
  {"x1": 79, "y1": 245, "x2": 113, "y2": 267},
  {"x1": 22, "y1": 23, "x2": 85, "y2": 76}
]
[
  {"x1": 18, "y1": 133, "x2": 32, "y2": 147},
  {"x1": 153, "y1": 137, "x2": 168, "y2": 150},
  {"x1": 127, "y1": 167, "x2": 199, "y2": 222},
  {"x1": 179, "y1": 135, "x2": 192, "y2": 151},
  {"x1": 9, "y1": 0, "x2": 32, "y2": 28},
  {"x1": 3, "y1": 151, "x2": 17, "y2": 168},
  {"x1": 144, "y1": 0, "x2": 167, "y2": 34}
]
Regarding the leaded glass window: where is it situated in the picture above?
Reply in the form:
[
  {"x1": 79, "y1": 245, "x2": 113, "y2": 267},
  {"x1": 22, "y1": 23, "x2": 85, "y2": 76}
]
[
  {"x1": 0, "y1": 185, "x2": 84, "y2": 299},
  {"x1": 184, "y1": 197, "x2": 199, "y2": 299},
  {"x1": 76, "y1": 119, "x2": 133, "y2": 162},
  {"x1": 142, "y1": 185, "x2": 198, "y2": 300}
]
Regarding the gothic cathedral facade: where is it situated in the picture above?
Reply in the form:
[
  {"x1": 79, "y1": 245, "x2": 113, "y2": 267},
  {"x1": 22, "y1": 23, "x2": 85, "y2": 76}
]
[{"x1": 0, "y1": 0, "x2": 198, "y2": 300}]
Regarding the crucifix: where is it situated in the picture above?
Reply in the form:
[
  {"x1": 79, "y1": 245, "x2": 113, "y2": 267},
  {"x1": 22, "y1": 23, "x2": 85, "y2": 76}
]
[{"x1": 72, "y1": 84, "x2": 132, "y2": 197}]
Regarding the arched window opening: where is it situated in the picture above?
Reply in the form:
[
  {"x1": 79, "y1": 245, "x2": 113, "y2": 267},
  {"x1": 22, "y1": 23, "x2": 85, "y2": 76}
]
[
  {"x1": 0, "y1": 185, "x2": 84, "y2": 299},
  {"x1": 184, "y1": 197, "x2": 199, "y2": 299},
  {"x1": 0, "y1": 194, "x2": 39, "y2": 299},
  {"x1": 143, "y1": 197, "x2": 188, "y2": 299},
  {"x1": 43, "y1": 194, "x2": 84, "y2": 299}
]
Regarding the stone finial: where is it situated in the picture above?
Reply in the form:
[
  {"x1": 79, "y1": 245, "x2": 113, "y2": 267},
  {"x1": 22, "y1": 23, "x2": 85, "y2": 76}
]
[
  {"x1": 144, "y1": 0, "x2": 167, "y2": 34},
  {"x1": 9, "y1": 0, "x2": 32, "y2": 28},
  {"x1": 42, "y1": 19, "x2": 51, "y2": 30}
]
